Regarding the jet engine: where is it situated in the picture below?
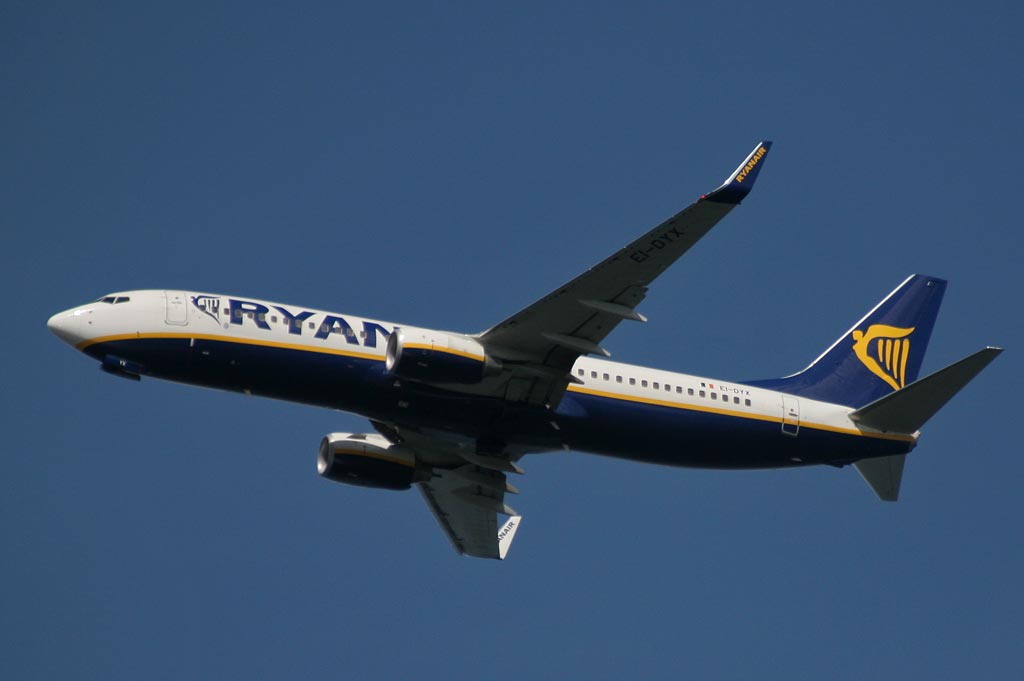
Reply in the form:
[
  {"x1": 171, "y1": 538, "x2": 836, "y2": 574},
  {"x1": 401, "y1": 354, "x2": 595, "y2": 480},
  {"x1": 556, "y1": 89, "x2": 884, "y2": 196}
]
[
  {"x1": 317, "y1": 433, "x2": 427, "y2": 490},
  {"x1": 385, "y1": 328, "x2": 501, "y2": 384}
]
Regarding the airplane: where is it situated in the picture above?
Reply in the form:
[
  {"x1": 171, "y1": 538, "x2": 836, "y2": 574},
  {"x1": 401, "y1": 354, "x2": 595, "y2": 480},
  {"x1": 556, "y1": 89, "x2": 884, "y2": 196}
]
[{"x1": 47, "y1": 141, "x2": 1002, "y2": 560}]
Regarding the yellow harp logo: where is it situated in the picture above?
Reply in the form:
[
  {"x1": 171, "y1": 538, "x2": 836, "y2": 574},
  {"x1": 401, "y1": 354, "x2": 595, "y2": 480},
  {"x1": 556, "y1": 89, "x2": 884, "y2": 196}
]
[{"x1": 852, "y1": 324, "x2": 915, "y2": 390}]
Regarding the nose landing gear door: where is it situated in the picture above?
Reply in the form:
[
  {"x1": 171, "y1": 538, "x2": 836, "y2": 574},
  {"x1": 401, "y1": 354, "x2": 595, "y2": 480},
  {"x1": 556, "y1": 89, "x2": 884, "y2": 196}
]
[{"x1": 165, "y1": 291, "x2": 188, "y2": 326}]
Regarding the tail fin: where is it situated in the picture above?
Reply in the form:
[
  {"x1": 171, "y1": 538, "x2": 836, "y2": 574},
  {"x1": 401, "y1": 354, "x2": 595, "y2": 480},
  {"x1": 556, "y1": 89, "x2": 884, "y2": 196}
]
[{"x1": 749, "y1": 275, "x2": 947, "y2": 408}]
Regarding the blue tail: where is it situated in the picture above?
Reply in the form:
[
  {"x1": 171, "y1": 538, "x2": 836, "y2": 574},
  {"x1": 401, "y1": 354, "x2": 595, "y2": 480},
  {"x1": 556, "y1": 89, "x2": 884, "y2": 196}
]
[{"x1": 748, "y1": 275, "x2": 947, "y2": 408}]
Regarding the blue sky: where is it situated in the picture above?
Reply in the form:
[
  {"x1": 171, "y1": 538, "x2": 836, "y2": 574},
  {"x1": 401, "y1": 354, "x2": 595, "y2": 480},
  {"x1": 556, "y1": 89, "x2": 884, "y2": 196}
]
[{"x1": 4, "y1": 2, "x2": 1022, "y2": 679}]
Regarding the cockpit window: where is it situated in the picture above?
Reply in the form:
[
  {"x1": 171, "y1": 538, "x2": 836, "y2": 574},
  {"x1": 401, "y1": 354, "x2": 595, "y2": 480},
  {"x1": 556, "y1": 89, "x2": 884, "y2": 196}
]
[
  {"x1": 94, "y1": 296, "x2": 130, "y2": 304},
  {"x1": 114, "y1": 296, "x2": 130, "y2": 304}
]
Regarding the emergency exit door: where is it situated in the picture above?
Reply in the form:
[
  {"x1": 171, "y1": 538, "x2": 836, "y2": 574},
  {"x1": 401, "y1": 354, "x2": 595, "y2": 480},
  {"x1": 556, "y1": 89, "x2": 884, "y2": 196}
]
[{"x1": 781, "y1": 395, "x2": 800, "y2": 436}]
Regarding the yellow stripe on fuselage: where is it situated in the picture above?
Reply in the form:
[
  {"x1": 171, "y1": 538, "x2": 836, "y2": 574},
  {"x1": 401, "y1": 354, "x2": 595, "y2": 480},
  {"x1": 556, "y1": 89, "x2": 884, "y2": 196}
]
[
  {"x1": 79, "y1": 331, "x2": 913, "y2": 444},
  {"x1": 566, "y1": 385, "x2": 915, "y2": 443},
  {"x1": 76, "y1": 331, "x2": 386, "y2": 363}
]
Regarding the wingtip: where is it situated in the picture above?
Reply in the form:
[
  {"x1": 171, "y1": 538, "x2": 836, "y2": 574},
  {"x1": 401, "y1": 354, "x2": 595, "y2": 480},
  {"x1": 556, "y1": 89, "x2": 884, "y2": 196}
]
[
  {"x1": 703, "y1": 140, "x2": 772, "y2": 204},
  {"x1": 497, "y1": 515, "x2": 522, "y2": 560}
]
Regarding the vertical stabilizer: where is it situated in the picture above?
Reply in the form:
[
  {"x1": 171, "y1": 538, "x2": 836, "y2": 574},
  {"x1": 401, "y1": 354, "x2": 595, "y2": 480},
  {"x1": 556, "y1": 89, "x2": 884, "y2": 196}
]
[{"x1": 749, "y1": 275, "x2": 946, "y2": 408}]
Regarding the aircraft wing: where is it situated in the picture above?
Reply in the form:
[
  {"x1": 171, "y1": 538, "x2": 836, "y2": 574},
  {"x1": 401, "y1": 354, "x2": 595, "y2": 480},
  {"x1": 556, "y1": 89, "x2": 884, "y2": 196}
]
[
  {"x1": 371, "y1": 421, "x2": 524, "y2": 559},
  {"x1": 418, "y1": 467, "x2": 521, "y2": 559},
  {"x1": 478, "y1": 140, "x2": 771, "y2": 406}
]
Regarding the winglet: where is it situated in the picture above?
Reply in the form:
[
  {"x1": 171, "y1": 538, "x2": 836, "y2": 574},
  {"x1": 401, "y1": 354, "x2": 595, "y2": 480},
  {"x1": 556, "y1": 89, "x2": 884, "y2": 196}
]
[
  {"x1": 497, "y1": 515, "x2": 522, "y2": 560},
  {"x1": 703, "y1": 140, "x2": 772, "y2": 204}
]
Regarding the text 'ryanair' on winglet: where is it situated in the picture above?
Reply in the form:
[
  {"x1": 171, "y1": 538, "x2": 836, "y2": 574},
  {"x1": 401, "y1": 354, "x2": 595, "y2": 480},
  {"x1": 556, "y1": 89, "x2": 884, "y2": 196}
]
[{"x1": 702, "y1": 140, "x2": 772, "y2": 205}]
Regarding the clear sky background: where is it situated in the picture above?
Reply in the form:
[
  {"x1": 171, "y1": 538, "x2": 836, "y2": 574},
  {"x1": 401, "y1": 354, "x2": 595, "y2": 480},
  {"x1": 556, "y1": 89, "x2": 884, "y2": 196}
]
[{"x1": 4, "y1": 2, "x2": 1022, "y2": 679}]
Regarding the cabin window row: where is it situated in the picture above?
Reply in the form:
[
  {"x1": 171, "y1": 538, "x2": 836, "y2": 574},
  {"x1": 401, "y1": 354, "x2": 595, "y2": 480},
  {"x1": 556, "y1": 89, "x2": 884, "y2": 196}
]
[{"x1": 577, "y1": 368, "x2": 752, "y2": 407}]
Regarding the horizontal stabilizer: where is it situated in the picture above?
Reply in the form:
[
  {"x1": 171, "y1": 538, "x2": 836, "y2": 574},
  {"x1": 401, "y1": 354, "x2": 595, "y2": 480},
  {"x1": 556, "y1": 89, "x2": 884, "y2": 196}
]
[
  {"x1": 850, "y1": 347, "x2": 1002, "y2": 433},
  {"x1": 854, "y1": 454, "x2": 906, "y2": 501}
]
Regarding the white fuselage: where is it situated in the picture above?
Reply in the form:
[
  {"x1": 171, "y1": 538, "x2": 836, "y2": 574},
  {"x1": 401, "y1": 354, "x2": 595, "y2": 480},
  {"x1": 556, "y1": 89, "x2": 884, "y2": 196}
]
[{"x1": 48, "y1": 289, "x2": 916, "y2": 471}]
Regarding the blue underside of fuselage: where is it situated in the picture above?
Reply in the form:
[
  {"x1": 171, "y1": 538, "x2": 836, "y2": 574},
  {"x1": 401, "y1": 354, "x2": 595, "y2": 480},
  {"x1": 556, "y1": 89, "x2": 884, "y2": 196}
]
[{"x1": 85, "y1": 337, "x2": 911, "y2": 469}]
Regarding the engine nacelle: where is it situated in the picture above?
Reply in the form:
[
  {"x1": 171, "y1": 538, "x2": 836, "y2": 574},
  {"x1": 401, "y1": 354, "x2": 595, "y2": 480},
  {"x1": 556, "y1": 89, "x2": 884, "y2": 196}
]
[
  {"x1": 317, "y1": 433, "x2": 425, "y2": 491},
  {"x1": 385, "y1": 328, "x2": 501, "y2": 385}
]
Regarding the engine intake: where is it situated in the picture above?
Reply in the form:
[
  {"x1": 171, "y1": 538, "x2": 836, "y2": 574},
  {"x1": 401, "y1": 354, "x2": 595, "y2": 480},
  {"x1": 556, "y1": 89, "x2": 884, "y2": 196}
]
[
  {"x1": 317, "y1": 433, "x2": 425, "y2": 491},
  {"x1": 385, "y1": 328, "x2": 501, "y2": 385}
]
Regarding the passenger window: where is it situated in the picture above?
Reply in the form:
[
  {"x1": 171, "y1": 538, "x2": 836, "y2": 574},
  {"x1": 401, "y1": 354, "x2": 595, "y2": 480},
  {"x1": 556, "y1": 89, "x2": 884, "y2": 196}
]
[
  {"x1": 591, "y1": 371, "x2": 597, "y2": 379},
  {"x1": 603, "y1": 373, "x2": 609, "y2": 381},
  {"x1": 734, "y1": 396, "x2": 740, "y2": 404},
  {"x1": 665, "y1": 384, "x2": 671, "y2": 392},
  {"x1": 629, "y1": 378, "x2": 636, "y2": 386},
  {"x1": 745, "y1": 399, "x2": 752, "y2": 407},
  {"x1": 699, "y1": 390, "x2": 705, "y2": 398},
  {"x1": 577, "y1": 369, "x2": 584, "y2": 376},
  {"x1": 320, "y1": 324, "x2": 329, "y2": 333},
  {"x1": 687, "y1": 388, "x2": 694, "y2": 396},
  {"x1": 271, "y1": 315, "x2": 278, "y2": 323},
  {"x1": 616, "y1": 376, "x2": 623, "y2": 383},
  {"x1": 653, "y1": 382, "x2": 659, "y2": 390},
  {"x1": 258, "y1": 313, "x2": 266, "y2": 322},
  {"x1": 308, "y1": 321, "x2": 315, "y2": 329},
  {"x1": 641, "y1": 380, "x2": 648, "y2": 388},
  {"x1": 711, "y1": 393, "x2": 717, "y2": 400}
]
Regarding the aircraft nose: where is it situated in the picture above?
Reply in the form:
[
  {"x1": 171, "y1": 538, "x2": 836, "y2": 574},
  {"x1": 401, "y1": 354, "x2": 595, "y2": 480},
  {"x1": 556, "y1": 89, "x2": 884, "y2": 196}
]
[
  {"x1": 47, "y1": 308, "x2": 87, "y2": 346},
  {"x1": 48, "y1": 310, "x2": 70, "y2": 341}
]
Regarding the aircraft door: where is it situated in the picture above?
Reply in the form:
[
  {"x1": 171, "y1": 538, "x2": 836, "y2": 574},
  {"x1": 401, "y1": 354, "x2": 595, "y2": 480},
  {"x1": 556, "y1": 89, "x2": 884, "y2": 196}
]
[
  {"x1": 781, "y1": 394, "x2": 800, "y2": 436},
  {"x1": 165, "y1": 291, "x2": 188, "y2": 326}
]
